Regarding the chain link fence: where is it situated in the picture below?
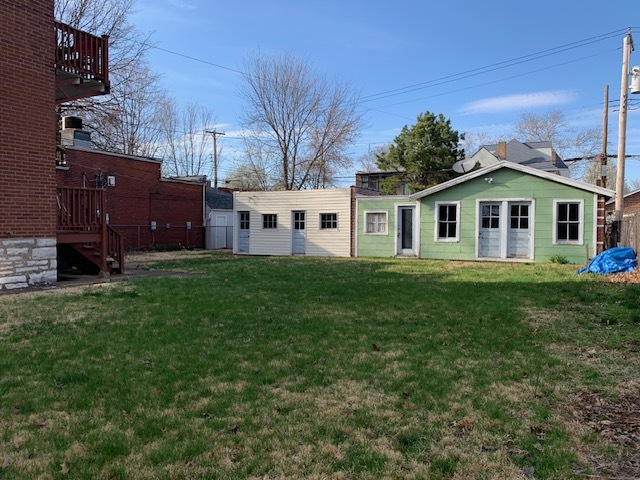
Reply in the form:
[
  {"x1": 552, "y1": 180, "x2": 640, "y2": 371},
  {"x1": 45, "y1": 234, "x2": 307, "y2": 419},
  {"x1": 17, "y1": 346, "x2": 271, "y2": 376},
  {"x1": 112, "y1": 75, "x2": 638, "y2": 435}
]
[
  {"x1": 205, "y1": 226, "x2": 233, "y2": 249},
  {"x1": 109, "y1": 224, "x2": 204, "y2": 252}
]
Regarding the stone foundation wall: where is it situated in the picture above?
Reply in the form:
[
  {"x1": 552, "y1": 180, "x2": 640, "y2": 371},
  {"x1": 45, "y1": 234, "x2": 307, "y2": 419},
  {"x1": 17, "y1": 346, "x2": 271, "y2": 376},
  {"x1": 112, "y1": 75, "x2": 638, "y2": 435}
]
[{"x1": 0, "y1": 238, "x2": 57, "y2": 290}]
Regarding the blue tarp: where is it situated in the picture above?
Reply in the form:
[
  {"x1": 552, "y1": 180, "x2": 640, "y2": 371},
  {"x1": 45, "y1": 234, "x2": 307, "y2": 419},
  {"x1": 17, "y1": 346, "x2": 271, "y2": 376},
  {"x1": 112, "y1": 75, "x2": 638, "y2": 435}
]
[{"x1": 577, "y1": 247, "x2": 638, "y2": 275}]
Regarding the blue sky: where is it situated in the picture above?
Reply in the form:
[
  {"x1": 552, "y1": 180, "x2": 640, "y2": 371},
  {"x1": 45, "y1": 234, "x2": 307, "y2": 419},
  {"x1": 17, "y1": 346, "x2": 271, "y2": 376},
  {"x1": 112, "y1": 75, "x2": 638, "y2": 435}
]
[{"x1": 132, "y1": 0, "x2": 640, "y2": 186}]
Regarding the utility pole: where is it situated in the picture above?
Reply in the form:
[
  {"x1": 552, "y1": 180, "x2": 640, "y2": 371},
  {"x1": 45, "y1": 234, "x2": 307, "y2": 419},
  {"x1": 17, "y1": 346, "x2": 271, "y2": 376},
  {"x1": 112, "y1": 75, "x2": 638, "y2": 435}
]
[
  {"x1": 599, "y1": 85, "x2": 608, "y2": 188},
  {"x1": 206, "y1": 130, "x2": 225, "y2": 188},
  {"x1": 614, "y1": 30, "x2": 634, "y2": 227}
]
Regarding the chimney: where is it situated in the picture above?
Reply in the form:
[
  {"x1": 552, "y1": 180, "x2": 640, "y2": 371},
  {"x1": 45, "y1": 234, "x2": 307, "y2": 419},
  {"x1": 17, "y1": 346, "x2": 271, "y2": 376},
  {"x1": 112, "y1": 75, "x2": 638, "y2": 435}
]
[
  {"x1": 60, "y1": 116, "x2": 94, "y2": 149},
  {"x1": 551, "y1": 149, "x2": 557, "y2": 166},
  {"x1": 497, "y1": 141, "x2": 507, "y2": 160}
]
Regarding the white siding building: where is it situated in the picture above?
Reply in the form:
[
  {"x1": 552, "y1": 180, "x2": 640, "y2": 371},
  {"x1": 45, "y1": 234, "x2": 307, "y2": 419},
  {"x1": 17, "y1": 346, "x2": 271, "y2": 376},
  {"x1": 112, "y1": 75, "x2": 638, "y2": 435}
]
[{"x1": 233, "y1": 189, "x2": 353, "y2": 257}]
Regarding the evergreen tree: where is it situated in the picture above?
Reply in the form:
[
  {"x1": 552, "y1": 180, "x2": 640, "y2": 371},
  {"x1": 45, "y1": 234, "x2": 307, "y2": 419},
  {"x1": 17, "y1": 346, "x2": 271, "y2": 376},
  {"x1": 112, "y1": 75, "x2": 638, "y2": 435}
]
[{"x1": 376, "y1": 111, "x2": 464, "y2": 193}]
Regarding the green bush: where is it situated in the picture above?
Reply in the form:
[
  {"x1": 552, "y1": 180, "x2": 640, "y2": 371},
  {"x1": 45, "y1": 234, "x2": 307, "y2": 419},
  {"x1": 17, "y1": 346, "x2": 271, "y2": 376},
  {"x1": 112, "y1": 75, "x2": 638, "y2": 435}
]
[{"x1": 549, "y1": 254, "x2": 569, "y2": 264}]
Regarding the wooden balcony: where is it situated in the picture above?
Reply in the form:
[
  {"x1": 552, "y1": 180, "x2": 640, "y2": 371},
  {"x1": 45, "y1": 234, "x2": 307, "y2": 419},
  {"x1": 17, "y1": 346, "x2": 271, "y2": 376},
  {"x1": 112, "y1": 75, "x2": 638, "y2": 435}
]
[
  {"x1": 57, "y1": 187, "x2": 124, "y2": 276},
  {"x1": 55, "y1": 21, "x2": 110, "y2": 103}
]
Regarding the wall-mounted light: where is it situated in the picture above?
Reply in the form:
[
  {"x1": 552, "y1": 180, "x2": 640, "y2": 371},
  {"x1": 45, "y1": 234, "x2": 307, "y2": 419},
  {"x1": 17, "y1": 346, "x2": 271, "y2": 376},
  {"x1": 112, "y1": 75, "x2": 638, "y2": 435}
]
[{"x1": 631, "y1": 65, "x2": 640, "y2": 94}]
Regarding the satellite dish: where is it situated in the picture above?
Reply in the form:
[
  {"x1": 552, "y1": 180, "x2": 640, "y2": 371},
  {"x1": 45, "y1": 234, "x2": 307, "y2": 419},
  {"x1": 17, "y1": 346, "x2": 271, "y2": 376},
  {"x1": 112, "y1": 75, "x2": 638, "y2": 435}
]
[{"x1": 452, "y1": 158, "x2": 478, "y2": 174}]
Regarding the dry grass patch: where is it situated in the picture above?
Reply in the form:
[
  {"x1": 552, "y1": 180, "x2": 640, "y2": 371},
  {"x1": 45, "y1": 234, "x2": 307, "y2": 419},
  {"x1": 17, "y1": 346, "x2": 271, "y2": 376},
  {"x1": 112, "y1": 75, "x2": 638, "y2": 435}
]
[{"x1": 2, "y1": 254, "x2": 638, "y2": 478}]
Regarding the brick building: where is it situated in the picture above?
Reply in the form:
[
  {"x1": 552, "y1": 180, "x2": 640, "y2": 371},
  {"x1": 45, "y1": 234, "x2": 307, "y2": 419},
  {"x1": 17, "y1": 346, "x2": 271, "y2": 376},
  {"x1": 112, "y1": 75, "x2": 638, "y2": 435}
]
[
  {"x1": 1, "y1": 0, "x2": 112, "y2": 289},
  {"x1": 0, "y1": 1, "x2": 57, "y2": 290},
  {"x1": 606, "y1": 188, "x2": 640, "y2": 215},
  {"x1": 57, "y1": 144, "x2": 205, "y2": 251}
]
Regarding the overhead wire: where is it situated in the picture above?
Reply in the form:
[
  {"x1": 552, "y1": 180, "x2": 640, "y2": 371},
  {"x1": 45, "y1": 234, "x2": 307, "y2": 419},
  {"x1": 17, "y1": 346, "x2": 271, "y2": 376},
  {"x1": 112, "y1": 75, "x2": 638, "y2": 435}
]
[
  {"x1": 359, "y1": 29, "x2": 629, "y2": 104},
  {"x1": 73, "y1": 27, "x2": 640, "y2": 180},
  {"x1": 137, "y1": 28, "x2": 630, "y2": 112}
]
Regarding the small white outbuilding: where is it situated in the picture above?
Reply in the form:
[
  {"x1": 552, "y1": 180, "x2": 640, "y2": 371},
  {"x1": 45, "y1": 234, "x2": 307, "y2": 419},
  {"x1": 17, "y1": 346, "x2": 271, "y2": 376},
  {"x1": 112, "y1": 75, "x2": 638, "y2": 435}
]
[{"x1": 233, "y1": 188, "x2": 353, "y2": 257}]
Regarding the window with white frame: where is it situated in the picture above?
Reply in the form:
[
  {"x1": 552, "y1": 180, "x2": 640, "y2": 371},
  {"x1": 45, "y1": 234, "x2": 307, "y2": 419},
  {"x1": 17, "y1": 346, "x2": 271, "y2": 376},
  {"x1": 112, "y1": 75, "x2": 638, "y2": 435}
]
[
  {"x1": 320, "y1": 213, "x2": 338, "y2": 229},
  {"x1": 435, "y1": 202, "x2": 459, "y2": 241},
  {"x1": 262, "y1": 214, "x2": 277, "y2": 229},
  {"x1": 554, "y1": 200, "x2": 582, "y2": 244},
  {"x1": 365, "y1": 211, "x2": 387, "y2": 234},
  {"x1": 239, "y1": 211, "x2": 250, "y2": 229}
]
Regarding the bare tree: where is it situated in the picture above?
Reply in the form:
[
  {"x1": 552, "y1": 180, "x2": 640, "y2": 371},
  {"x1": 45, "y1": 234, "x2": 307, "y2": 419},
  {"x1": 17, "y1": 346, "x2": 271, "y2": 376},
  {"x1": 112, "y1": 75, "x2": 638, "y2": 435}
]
[
  {"x1": 460, "y1": 129, "x2": 503, "y2": 157},
  {"x1": 159, "y1": 102, "x2": 217, "y2": 177},
  {"x1": 239, "y1": 52, "x2": 364, "y2": 190},
  {"x1": 225, "y1": 161, "x2": 271, "y2": 191},
  {"x1": 356, "y1": 145, "x2": 390, "y2": 173},
  {"x1": 513, "y1": 110, "x2": 601, "y2": 159},
  {"x1": 83, "y1": 64, "x2": 167, "y2": 157},
  {"x1": 56, "y1": 0, "x2": 165, "y2": 157},
  {"x1": 581, "y1": 157, "x2": 616, "y2": 186},
  {"x1": 55, "y1": 0, "x2": 151, "y2": 85},
  {"x1": 628, "y1": 177, "x2": 640, "y2": 192}
]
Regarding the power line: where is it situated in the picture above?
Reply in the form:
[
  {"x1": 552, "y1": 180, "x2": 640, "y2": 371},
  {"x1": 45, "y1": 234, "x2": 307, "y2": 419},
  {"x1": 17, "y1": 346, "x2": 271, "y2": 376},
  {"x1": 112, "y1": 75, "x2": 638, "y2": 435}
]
[
  {"x1": 358, "y1": 28, "x2": 628, "y2": 104},
  {"x1": 145, "y1": 43, "x2": 245, "y2": 76},
  {"x1": 368, "y1": 48, "x2": 616, "y2": 115},
  {"x1": 139, "y1": 28, "x2": 630, "y2": 113}
]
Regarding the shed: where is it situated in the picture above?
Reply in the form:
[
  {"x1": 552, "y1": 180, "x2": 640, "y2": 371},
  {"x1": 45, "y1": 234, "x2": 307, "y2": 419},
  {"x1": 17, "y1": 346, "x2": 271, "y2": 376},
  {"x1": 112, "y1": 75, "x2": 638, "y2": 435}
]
[
  {"x1": 356, "y1": 162, "x2": 614, "y2": 264},
  {"x1": 205, "y1": 188, "x2": 233, "y2": 249},
  {"x1": 233, "y1": 189, "x2": 353, "y2": 257}
]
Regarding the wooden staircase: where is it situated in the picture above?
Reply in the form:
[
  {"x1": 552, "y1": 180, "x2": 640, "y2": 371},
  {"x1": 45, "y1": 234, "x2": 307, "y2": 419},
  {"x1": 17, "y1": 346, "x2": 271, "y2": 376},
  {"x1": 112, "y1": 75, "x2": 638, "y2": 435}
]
[{"x1": 56, "y1": 187, "x2": 124, "y2": 276}]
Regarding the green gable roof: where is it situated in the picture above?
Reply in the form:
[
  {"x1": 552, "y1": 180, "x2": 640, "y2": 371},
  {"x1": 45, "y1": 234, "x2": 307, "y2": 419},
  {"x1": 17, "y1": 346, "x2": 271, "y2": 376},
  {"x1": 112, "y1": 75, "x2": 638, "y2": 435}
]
[{"x1": 410, "y1": 161, "x2": 614, "y2": 200}]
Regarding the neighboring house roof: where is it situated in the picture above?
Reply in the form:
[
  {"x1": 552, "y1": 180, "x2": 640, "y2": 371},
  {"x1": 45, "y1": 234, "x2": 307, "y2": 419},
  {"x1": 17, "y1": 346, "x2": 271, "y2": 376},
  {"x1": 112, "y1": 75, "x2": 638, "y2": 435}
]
[
  {"x1": 410, "y1": 161, "x2": 614, "y2": 200},
  {"x1": 355, "y1": 170, "x2": 403, "y2": 175},
  {"x1": 169, "y1": 175, "x2": 208, "y2": 184},
  {"x1": 206, "y1": 187, "x2": 233, "y2": 210},
  {"x1": 605, "y1": 187, "x2": 640, "y2": 206},
  {"x1": 470, "y1": 139, "x2": 569, "y2": 174}
]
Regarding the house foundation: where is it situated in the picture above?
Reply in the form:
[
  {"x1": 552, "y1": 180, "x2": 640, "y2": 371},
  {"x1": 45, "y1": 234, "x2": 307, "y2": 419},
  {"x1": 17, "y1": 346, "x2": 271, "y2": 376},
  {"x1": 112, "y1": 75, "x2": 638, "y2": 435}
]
[{"x1": 0, "y1": 238, "x2": 57, "y2": 290}]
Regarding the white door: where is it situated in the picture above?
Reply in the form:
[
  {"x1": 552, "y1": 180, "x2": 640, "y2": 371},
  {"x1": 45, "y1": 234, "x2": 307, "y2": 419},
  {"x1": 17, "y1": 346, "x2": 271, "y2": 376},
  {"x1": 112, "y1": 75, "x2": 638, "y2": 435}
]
[
  {"x1": 215, "y1": 215, "x2": 227, "y2": 248},
  {"x1": 478, "y1": 202, "x2": 501, "y2": 258},
  {"x1": 397, "y1": 206, "x2": 416, "y2": 255},
  {"x1": 292, "y1": 211, "x2": 306, "y2": 254},
  {"x1": 507, "y1": 202, "x2": 531, "y2": 258},
  {"x1": 238, "y1": 211, "x2": 250, "y2": 253}
]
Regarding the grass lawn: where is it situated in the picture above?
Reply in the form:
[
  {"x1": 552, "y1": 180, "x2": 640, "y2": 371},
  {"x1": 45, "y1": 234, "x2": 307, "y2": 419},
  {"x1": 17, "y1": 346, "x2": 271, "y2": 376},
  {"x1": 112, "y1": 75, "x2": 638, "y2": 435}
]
[{"x1": 1, "y1": 252, "x2": 638, "y2": 479}]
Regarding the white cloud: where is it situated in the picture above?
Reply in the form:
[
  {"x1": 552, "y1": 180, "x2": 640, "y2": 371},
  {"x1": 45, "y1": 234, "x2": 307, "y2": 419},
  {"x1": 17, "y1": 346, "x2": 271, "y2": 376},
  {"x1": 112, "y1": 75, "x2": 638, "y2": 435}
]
[{"x1": 460, "y1": 91, "x2": 577, "y2": 115}]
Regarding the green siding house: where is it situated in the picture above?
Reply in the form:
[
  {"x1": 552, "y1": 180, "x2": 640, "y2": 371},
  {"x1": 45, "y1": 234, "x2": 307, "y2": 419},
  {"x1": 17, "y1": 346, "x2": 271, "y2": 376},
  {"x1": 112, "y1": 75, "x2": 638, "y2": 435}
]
[{"x1": 356, "y1": 162, "x2": 614, "y2": 264}]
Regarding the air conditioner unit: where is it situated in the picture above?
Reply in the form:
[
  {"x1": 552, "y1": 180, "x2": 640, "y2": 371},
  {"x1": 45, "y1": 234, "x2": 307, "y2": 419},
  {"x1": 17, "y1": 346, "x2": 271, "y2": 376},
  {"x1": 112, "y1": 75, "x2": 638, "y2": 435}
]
[{"x1": 62, "y1": 116, "x2": 83, "y2": 129}]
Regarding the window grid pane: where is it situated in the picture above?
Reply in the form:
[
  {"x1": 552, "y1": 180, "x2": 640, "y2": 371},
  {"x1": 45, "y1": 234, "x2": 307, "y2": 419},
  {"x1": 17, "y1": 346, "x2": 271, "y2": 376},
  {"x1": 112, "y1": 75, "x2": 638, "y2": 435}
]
[
  {"x1": 239, "y1": 212, "x2": 250, "y2": 229},
  {"x1": 556, "y1": 202, "x2": 580, "y2": 241},
  {"x1": 437, "y1": 204, "x2": 457, "y2": 239},
  {"x1": 263, "y1": 214, "x2": 277, "y2": 229},
  {"x1": 320, "y1": 213, "x2": 337, "y2": 229},
  {"x1": 366, "y1": 212, "x2": 387, "y2": 233},
  {"x1": 481, "y1": 204, "x2": 500, "y2": 230},
  {"x1": 509, "y1": 204, "x2": 529, "y2": 230}
]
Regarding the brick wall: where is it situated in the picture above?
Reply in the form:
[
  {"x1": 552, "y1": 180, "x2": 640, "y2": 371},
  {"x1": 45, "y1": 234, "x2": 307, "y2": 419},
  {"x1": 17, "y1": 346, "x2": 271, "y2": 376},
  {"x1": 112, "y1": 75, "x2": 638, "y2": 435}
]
[
  {"x1": 0, "y1": 1, "x2": 57, "y2": 289},
  {"x1": 623, "y1": 192, "x2": 640, "y2": 215},
  {"x1": 57, "y1": 148, "x2": 205, "y2": 250},
  {"x1": 605, "y1": 192, "x2": 640, "y2": 216},
  {"x1": 0, "y1": 0, "x2": 56, "y2": 238}
]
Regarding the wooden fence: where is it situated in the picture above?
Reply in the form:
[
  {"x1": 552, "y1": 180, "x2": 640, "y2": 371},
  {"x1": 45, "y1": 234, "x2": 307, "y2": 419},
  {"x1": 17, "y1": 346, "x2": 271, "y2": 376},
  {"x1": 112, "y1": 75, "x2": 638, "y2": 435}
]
[{"x1": 621, "y1": 213, "x2": 640, "y2": 253}]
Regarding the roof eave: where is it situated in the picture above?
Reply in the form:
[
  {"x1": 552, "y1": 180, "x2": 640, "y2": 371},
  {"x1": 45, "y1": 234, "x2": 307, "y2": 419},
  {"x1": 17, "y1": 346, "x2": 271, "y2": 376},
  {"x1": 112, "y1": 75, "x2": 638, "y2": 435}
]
[{"x1": 410, "y1": 161, "x2": 615, "y2": 200}]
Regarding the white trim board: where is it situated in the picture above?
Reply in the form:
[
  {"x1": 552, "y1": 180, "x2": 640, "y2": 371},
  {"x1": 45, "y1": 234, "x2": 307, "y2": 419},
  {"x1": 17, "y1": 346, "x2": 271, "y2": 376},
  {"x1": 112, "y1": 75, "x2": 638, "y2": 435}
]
[{"x1": 410, "y1": 161, "x2": 614, "y2": 200}]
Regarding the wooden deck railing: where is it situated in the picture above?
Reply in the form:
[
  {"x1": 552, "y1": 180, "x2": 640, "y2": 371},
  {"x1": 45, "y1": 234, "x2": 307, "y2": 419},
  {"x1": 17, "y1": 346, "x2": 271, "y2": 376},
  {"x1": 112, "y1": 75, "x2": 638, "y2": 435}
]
[
  {"x1": 107, "y1": 225, "x2": 125, "y2": 274},
  {"x1": 57, "y1": 187, "x2": 125, "y2": 274},
  {"x1": 57, "y1": 187, "x2": 104, "y2": 231},
  {"x1": 55, "y1": 21, "x2": 109, "y2": 87}
]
